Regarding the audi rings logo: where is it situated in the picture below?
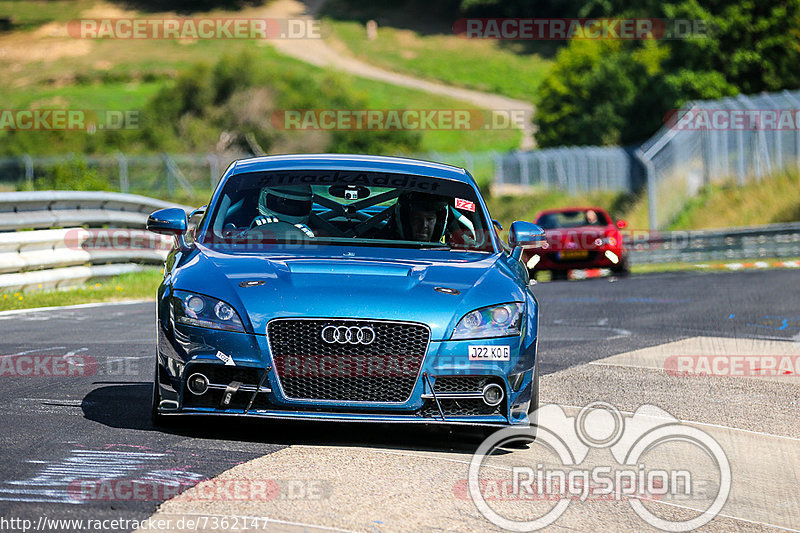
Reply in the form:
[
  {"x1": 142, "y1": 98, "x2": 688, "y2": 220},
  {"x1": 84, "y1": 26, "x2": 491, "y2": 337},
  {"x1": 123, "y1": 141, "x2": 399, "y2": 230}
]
[{"x1": 321, "y1": 325, "x2": 376, "y2": 345}]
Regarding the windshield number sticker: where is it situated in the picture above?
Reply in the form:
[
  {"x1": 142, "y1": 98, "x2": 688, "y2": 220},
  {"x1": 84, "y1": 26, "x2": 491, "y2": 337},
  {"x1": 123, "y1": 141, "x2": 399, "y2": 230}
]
[
  {"x1": 455, "y1": 198, "x2": 475, "y2": 212},
  {"x1": 468, "y1": 345, "x2": 510, "y2": 361}
]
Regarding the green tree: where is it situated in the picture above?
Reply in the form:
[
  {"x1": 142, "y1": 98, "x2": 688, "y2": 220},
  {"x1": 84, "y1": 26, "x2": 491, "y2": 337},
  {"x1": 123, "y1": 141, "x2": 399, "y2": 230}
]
[{"x1": 535, "y1": 40, "x2": 672, "y2": 147}]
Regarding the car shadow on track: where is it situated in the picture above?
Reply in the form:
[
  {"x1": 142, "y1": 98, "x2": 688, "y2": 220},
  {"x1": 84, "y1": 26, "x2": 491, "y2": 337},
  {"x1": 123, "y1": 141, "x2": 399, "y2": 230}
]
[{"x1": 82, "y1": 383, "x2": 522, "y2": 456}]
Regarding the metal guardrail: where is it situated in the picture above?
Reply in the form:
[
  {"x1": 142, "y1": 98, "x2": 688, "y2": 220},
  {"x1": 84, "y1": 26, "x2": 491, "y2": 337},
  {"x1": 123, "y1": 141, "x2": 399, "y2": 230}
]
[
  {"x1": 1, "y1": 192, "x2": 797, "y2": 291},
  {"x1": 0, "y1": 191, "x2": 191, "y2": 291},
  {"x1": 627, "y1": 222, "x2": 800, "y2": 264}
]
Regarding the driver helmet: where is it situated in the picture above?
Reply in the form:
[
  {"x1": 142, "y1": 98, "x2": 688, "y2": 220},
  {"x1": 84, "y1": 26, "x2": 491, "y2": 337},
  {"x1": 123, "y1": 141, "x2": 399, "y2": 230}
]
[{"x1": 258, "y1": 185, "x2": 313, "y2": 225}]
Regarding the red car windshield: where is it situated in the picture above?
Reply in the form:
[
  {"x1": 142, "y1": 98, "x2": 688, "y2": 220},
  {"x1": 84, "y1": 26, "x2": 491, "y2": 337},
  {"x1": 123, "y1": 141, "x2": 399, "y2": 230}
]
[{"x1": 536, "y1": 210, "x2": 609, "y2": 229}]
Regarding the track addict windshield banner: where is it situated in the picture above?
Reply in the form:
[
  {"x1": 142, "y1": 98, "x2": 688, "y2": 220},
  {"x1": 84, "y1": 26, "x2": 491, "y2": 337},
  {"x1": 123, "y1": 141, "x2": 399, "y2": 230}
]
[{"x1": 227, "y1": 170, "x2": 467, "y2": 196}]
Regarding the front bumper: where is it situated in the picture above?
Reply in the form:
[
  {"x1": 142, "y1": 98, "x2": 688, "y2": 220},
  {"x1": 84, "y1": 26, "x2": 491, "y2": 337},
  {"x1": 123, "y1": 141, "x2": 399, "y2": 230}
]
[
  {"x1": 156, "y1": 322, "x2": 537, "y2": 427},
  {"x1": 526, "y1": 248, "x2": 625, "y2": 271}
]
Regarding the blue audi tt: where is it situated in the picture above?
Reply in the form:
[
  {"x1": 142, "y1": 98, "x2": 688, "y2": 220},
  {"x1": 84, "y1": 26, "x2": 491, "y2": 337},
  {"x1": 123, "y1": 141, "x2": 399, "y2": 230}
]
[{"x1": 147, "y1": 154, "x2": 544, "y2": 433}]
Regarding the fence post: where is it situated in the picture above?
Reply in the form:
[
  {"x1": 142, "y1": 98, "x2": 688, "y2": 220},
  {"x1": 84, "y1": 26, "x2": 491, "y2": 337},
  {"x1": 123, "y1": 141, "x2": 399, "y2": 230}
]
[
  {"x1": 493, "y1": 152, "x2": 504, "y2": 186},
  {"x1": 735, "y1": 129, "x2": 746, "y2": 185},
  {"x1": 700, "y1": 128, "x2": 711, "y2": 186},
  {"x1": 762, "y1": 94, "x2": 783, "y2": 171},
  {"x1": 589, "y1": 150, "x2": 599, "y2": 191},
  {"x1": 22, "y1": 154, "x2": 34, "y2": 190},
  {"x1": 538, "y1": 154, "x2": 547, "y2": 189},
  {"x1": 459, "y1": 150, "x2": 474, "y2": 174},
  {"x1": 116, "y1": 152, "x2": 129, "y2": 193},
  {"x1": 162, "y1": 153, "x2": 174, "y2": 198},
  {"x1": 516, "y1": 152, "x2": 530, "y2": 188},
  {"x1": 565, "y1": 149, "x2": 578, "y2": 195},
  {"x1": 783, "y1": 90, "x2": 800, "y2": 174},
  {"x1": 738, "y1": 94, "x2": 768, "y2": 182},
  {"x1": 207, "y1": 153, "x2": 220, "y2": 189},
  {"x1": 635, "y1": 149, "x2": 658, "y2": 229}
]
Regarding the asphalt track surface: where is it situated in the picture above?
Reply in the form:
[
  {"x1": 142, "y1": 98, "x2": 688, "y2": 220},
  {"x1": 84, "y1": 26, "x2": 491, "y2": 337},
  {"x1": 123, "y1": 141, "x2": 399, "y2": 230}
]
[{"x1": 0, "y1": 269, "x2": 797, "y2": 532}]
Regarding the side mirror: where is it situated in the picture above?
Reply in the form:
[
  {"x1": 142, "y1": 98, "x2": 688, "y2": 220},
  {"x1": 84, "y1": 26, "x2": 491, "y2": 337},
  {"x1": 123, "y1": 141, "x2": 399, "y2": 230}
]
[
  {"x1": 616, "y1": 219, "x2": 627, "y2": 229},
  {"x1": 508, "y1": 221, "x2": 545, "y2": 260},
  {"x1": 147, "y1": 208, "x2": 188, "y2": 235},
  {"x1": 147, "y1": 208, "x2": 190, "y2": 251}
]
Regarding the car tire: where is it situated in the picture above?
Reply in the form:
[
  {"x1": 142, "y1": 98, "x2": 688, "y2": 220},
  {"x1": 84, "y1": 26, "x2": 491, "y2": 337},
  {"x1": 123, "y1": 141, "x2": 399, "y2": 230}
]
[
  {"x1": 611, "y1": 256, "x2": 630, "y2": 276},
  {"x1": 527, "y1": 367, "x2": 539, "y2": 416},
  {"x1": 551, "y1": 270, "x2": 568, "y2": 281},
  {"x1": 151, "y1": 362, "x2": 167, "y2": 427}
]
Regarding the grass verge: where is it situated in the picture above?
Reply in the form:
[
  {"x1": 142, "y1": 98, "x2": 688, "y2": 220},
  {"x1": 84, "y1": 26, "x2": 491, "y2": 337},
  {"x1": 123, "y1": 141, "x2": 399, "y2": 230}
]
[
  {"x1": 630, "y1": 257, "x2": 800, "y2": 274},
  {"x1": 0, "y1": 3, "x2": 521, "y2": 156},
  {"x1": 324, "y1": 20, "x2": 551, "y2": 103},
  {"x1": 0, "y1": 268, "x2": 162, "y2": 312}
]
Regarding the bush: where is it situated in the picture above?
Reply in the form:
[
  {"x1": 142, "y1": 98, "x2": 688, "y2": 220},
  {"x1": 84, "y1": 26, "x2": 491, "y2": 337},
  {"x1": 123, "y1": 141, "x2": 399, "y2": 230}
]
[
  {"x1": 34, "y1": 158, "x2": 110, "y2": 191},
  {"x1": 140, "y1": 51, "x2": 422, "y2": 155}
]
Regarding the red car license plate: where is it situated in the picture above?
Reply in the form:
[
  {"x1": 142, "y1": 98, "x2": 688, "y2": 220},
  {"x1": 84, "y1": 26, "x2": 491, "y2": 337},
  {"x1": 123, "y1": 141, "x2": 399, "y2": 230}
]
[{"x1": 559, "y1": 250, "x2": 589, "y2": 260}]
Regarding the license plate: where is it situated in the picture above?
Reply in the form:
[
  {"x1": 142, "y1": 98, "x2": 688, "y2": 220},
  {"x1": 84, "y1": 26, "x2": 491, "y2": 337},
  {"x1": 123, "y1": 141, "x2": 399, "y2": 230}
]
[
  {"x1": 559, "y1": 250, "x2": 589, "y2": 260},
  {"x1": 469, "y1": 345, "x2": 510, "y2": 361}
]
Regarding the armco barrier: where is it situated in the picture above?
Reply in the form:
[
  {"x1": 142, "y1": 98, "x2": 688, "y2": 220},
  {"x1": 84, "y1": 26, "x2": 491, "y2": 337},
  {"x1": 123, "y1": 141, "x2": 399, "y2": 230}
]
[
  {"x1": 1, "y1": 191, "x2": 797, "y2": 292},
  {"x1": 627, "y1": 222, "x2": 800, "y2": 264},
  {"x1": 0, "y1": 191, "x2": 191, "y2": 291}
]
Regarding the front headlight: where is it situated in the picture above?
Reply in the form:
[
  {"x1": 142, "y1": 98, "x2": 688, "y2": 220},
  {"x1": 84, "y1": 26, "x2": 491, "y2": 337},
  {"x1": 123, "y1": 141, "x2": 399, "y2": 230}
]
[
  {"x1": 171, "y1": 290, "x2": 245, "y2": 332},
  {"x1": 594, "y1": 236, "x2": 618, "y2": 247},
  {"x1": 452, "y1": 302, "x2": 524, "y2": 339}
]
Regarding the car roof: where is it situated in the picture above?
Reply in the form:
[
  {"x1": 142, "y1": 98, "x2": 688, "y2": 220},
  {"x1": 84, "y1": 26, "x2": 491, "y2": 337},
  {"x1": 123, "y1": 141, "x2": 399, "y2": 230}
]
[
  {"x1": 535, "y1": 206, "x2": 612, "y2": 216},
  {"x1": 230, "y1": 154, "x2": 475, "y2": 185}
]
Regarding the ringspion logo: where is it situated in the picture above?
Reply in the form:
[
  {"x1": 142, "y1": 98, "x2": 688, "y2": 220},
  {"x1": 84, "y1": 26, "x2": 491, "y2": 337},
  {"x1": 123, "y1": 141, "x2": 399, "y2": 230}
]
[{"x1": 470, "y1": 402, "x2": 730, "y2": 531}]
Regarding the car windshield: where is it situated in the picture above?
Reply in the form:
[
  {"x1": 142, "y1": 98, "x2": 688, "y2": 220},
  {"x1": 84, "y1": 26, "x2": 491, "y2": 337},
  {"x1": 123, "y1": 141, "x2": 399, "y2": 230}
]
[
  {"x1": 536, "y1": 210, "x2": 609, "y2": 229},
  {"x1": 200, "y1": 170, "x2": 494, "y2": 252}
]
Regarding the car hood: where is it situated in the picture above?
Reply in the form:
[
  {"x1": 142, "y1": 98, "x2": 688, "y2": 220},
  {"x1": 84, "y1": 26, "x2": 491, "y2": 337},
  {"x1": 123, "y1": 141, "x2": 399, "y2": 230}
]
[{"x1": 174, "y1": 245, "x2": 525, "y2": 340}]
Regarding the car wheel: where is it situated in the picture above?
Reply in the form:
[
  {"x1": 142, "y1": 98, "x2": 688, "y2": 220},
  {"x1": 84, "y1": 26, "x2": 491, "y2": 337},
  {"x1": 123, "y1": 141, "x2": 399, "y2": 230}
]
[
  {"x1": 527, "y1": 368, "x2": 539, "y2": 416},
  {"x1": 551, "y1": 270, "x2": 568, "y2": 281},
  {"x1": 151, "y1": 362, "x2": 167, "y2": 427},
  {"x1": 611, "y1": 256, "x2": 630, "y2": 276}
]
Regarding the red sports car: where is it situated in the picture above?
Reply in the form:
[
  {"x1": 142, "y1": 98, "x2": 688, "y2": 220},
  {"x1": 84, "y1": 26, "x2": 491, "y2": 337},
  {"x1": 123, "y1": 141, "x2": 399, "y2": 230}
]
[{"x1": 523, "y1": 207, "x2": 629, "y2": 280}]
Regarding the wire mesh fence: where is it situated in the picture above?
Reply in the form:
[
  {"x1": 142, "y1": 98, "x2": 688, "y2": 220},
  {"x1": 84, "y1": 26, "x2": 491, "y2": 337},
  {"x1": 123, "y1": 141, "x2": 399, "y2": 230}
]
[
  {"x1": 0, "y1": 152, "x2": 248, "y2": 202},
  {"x1": 0, "y1": 150, "x2": 500, "y2": 201},
  {"x1": 493, "y1": 146, "x2": 638, "y2": 194},
  {"x1": 1, "y1": 90, "x2": 798, "y2": 228},
  {"x1": 636, "y1": 89, "x2": 800, "y2": 229}
]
